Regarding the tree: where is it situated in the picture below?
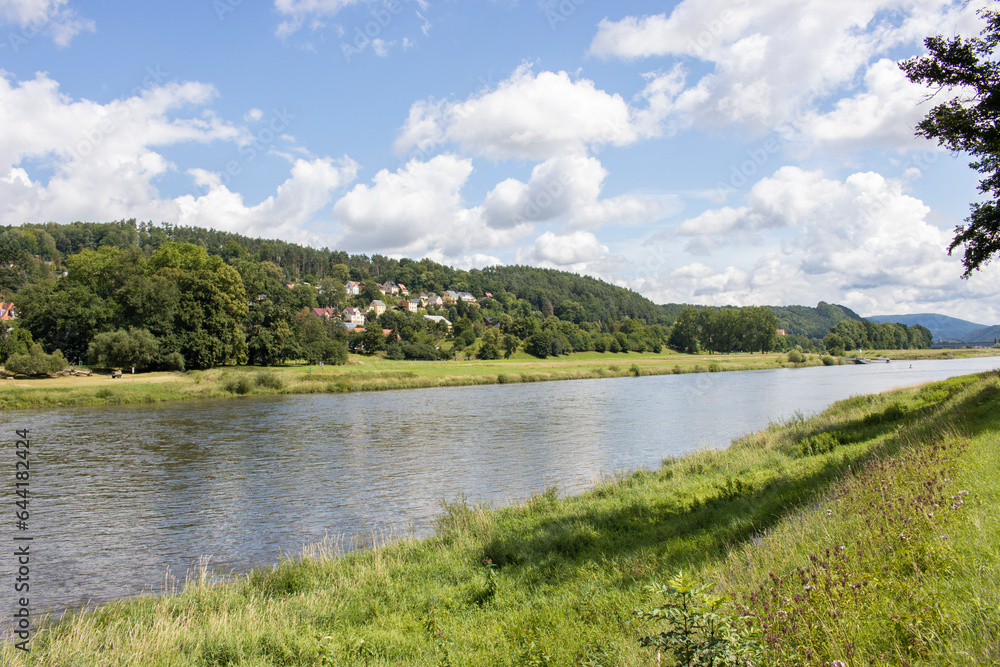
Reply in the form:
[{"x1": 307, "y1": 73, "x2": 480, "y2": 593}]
[
  {"x1": 502, "y1": 334, "x2": 519, "y2": 359},
  {"x1": 361, "y1": 326, "x2": 386, "y2": 355},
  {"x1": 668, "y1": 307, "x2": 700, "y2": 354},
  {"x1": 87, "y1": 328, "x2": 159, "y2": 370},
  {"x1": 478, "y1": 328, "x2": 502, "y2": 360},
  {"x1": 901, "y1": 8, "x2": 1000, "y2": 276},
  {"x1": 150, "y1": 243, "x2": 248, "y2": 368},
  {"x1": 525, "y1": 331, "x2": 552, "y2": 358}
]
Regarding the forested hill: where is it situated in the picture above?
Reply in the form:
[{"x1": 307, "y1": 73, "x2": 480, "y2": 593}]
[
  {"x1": 770, "y1": 302, "x2": 865, "y2": 338},
  {"x1": 5, "y1": 219, "x2": 855, "y2": 335}
]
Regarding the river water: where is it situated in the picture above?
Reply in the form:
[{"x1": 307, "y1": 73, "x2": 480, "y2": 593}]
[{"x1": 1, "y1": 356, "x2": 998, "y2": 624}]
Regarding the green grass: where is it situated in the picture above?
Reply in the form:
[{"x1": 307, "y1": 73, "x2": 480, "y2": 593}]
[
  {"x1": 5, "y1": 372, "x2": 1000, "y2": 665},
  {"x1": 5, "y1": 348, "x2": 996, "y2": 411}
]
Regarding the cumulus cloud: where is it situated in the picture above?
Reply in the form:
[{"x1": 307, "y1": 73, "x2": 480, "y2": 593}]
[
  {"x1": 480, "y1": 154, "x2": 661, "y2": 230},
  {"x1": 792, "y1": 59, "x2": 936, "y2": 151},
  {"x1": 0, "y1": 71, "x2": 357, "y2": 245},
  {"x1": 168, "y1": 157, "x2": 358, "y2": 240},
  {"x1": 535, "y1": 231, "x2": 609, "y2": 265},
  {"x1": 333, "y1": 154, "x2": 476, "y2": 252},
  {"x1": 0, "y1": 0, "x2": 94, "y2": 47},
  {"x1": 626, "y1": 164, "x2": 1000, "y2": 318},
  {"x1": 394, "y1": 64, "x2": 644, "y2": 160},
  {"x1": 589, "y1": 0, "x2": 989, "y2": 136}
]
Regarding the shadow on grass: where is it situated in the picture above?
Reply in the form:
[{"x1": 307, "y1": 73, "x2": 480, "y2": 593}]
[{"x1": 480, "y1": 372, "x2": 1000, "y2": 587}]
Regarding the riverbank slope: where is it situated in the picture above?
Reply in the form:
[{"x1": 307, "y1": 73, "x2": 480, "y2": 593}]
[
  {"x1": 5, "y1": 370, "x2": 999, "y2": 665},
  {"x1": 1, "y1": 347, "x2": 996, "y2": 410}
]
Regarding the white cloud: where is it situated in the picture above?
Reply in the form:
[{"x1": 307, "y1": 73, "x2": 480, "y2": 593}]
[
  {"x1": 0, "y1": 71, "x2": 357, "y2": 245},
  {"x1": 273, "y1": 0, "x2": 362, "y2": 37},
  {"x1": 792, "y1": 59, "x2": 936, "y2": 151},
  {"x1": 628, "y1": 165, "x2": 1000, "y2": 316},
  {"x1": 168, "y1": 157, "x2": 358, "y2": 240},
  {"x1": 394, "y1": 64, "x2": 642, "y2": 160},
  {"x1": 0, "y1": 0, "x2": 94, "y2": 47},
  {"x1": 517, "y1": 230, "x2": 610, "y2": 271},
  {"x1": 371, "y1": 37, "x2": 393, "y2": 56},
  {"x1": 589, "y1": 0, "x2": 988, "y2": 135},
  {"x1": 480, "y1": 154, "x2": 661, "y2": 230},
  {"x1": 331, "y1": 154, "x2": 534, "y2": 257}
]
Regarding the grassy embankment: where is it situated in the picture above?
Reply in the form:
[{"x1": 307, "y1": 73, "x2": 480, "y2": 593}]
[
  {"x1": 0, "y1": 347, "x2": 995, "y2": 410},
  {"x1": 5, "y1": 370, "x2": 1000, "y2": 665}
]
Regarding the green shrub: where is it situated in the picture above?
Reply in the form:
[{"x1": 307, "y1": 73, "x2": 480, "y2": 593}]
[
  {"x1": 161, "y1": 352, "x2": 185, "y2": 371},
  {"x1": 221, "y1": 374, "x2": 254, "y2": 394},
  {"x1": 253, "y1": 371, "x2": 283, "y2": 390},
  {"x1": 787, "y1": 349, "x2": 805, "y2": 364},
  {"x1": 5, "y1": 344, "x2": 67, "y2": 376}
]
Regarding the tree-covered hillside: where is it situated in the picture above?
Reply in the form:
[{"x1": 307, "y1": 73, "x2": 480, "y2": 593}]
[{"x1": 0, "y1": 220, "x2": 928, "y2": 371}]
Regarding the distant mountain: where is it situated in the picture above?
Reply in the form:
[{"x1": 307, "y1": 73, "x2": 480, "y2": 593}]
[
  {"x1": 963, "y1": 325, "x2": 1000, "y2": 344},
  {"x1": 865, "y1": 313, "x2": 989, "y2": 341}
]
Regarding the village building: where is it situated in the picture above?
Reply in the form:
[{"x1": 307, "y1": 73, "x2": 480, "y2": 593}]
[{"x1": 342, "y1": 307, "x2": 365, "y2": 326}]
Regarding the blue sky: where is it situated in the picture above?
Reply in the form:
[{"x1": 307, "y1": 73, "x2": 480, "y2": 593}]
[{"x1": 1, "y1": 0, "x2": 998, "y2": 321}]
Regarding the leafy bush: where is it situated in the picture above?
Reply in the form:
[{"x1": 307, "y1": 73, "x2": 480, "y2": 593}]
[
  {"x1": 253, "y1": 370, "x2": 283, "y2": 390},
  {"x1": 799, "y1": 431, "x2": 839, "y2": 456},
  {"x1": 161, "y1": 351, "x2": 185, "y2": 371},
  {"x1": 5, "y1": 344, "x2": 67, "y2": 376},
  {"x1": 787, "y1": 349, "x2": 805, "y2": 364},
  {"x1": 220, "y1": 374, "x2": 254, "y2": 394}
]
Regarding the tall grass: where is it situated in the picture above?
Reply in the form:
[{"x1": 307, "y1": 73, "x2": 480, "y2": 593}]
[{"x1": 4, "y1": 372, "x2": 1000, "y2": 665}]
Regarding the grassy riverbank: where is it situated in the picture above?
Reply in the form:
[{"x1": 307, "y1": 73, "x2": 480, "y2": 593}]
[
  {"x1": 6, "y1": 370, "x2": 1000, "y2": 665},
  {"x1": 0, "y1": 347, "x2": 996, "y2": 410}
]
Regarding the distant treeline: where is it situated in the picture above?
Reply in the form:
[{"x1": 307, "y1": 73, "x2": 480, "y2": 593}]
[
  {"x1": 824, "y1": 319, "x2": 933, "y2": 354},
  {"x1": 0, "y1": 220, "x2": 928, "y2": 372}
]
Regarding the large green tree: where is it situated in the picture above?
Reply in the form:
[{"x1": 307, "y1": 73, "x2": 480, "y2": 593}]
[
  {"x1": 901, "y1": 8, "x2": 1000, "y2": 276},
  {"x1": 150, "y1": 243, "x2": 248, "y2": 368}
]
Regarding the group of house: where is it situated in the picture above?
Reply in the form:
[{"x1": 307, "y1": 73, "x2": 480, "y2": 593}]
[{"x1": 307, "y1": 282, "x2": 476, "y2": 333}]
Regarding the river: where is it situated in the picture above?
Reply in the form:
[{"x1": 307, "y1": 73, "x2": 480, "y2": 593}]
[{"x1": 1, "y1": 356, "x2": 998, "y2": 625}]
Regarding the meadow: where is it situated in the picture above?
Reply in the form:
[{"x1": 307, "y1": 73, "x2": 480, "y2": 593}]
[
  {"x1": 0, "y1": 347, "x2": 995, "y2": 410},
  {"x1": 3, "y1": 369, "x2": 999, "y2": 665}
]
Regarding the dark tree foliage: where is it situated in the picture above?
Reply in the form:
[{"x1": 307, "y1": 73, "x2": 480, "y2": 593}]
[
  {"x1": 828, "y1": 319, "x2": 932, "y2": 351},
  {"x1": 901, "y1": 8, "x2": 1000, "y2": 276}
]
